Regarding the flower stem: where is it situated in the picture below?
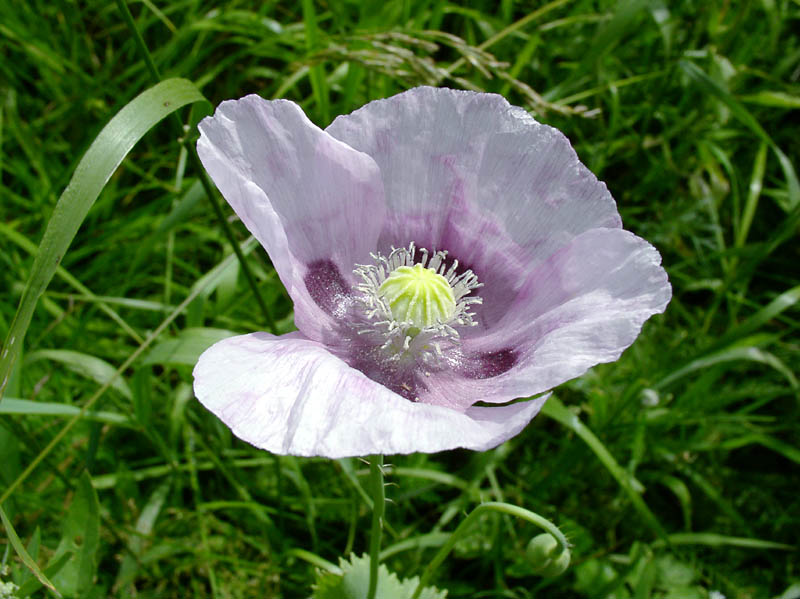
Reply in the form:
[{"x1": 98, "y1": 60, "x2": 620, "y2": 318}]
[
  {"x1": 411, "y1": 501, "x2": 569, "y2": 599},
  {"x1": 366, "y1": 455, "x2": 384, "y2": 599},
  {"x1": 114, "y1": 0, "x2": 276, "y2": 334}
]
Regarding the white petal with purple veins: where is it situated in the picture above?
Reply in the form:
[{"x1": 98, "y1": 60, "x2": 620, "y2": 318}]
[
  {"x1": 329, "y1": 91, "x2": 616, "y2": 242},
  {"x1": 420, "y1": 228, "x2": 671, "y2": 408},
  {"x1": 197, "y1": 96, "x2": 387, "y2": 339},
  {"x1": 193, "y1": 332, "x2": 548, "y2": 457},
  {"x1": 327, "y1": 87, "x2": 622, "y2": 327},
  {"x1": 194, "y1": 87, "x2": 672, "y2": 456}
]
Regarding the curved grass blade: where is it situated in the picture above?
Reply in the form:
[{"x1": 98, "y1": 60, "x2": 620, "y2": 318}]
[
  {"x1": 0, "y1": 242, "x2": 249, "y2": 504},
  {"x1": 0, "y1": 78, "x2": 207, "y2": 401},
  {"x1": 0, "y1": 504, "x2": 61, "y2": 597},
  {"x1": 285, "y1": 548, "x2": 341, "y2": 575},
  {"x1": 25, "y1": 349, "x2": 133, "y2": 399},
  {"x1": 710, "y1": 284, "x2": 800, "y2": 351},
  {"x1": 51, "y1": 471, "x2": 101, "y2": 598},
  {"x1": 646, "y1": 473, "x2": 692, "y2": 531},
  {"x1": 114, "y1": 479, "x2": 171, "y2": 592},
  {"x1": 679, "y1": 60, "x2": 799, "y2": 211},
  {"x1": 380, "y1": 532, "x2": 451, "y2": 561},
  {"x1": 0, "y1": 398, "x2": 130, "y2": 426},
  {"x1": 0, "y1": 222, "x2": 144, "y2": 344},
  {"x1": 653, "y1": 532, "x2": 794, "y2": 551},
  {"x1": 704, "y1": 434, "x2": 800, "y2": 465},
  {"x1": 654, "y1": 345, "x2": 798, "y2": 391},
  {"x1": 142, "y1": 328, "x2": 238, "y2": 367},
  {"x1": 541, "y1": 398, "x2": 668, "y2": 540}
]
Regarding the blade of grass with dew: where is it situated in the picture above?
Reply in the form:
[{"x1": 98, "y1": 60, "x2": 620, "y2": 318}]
[
  {"x1": 0, "y1": 78, "x2": 207, "y2": 402},
  {"x1": 736, "y1": 141, "x2": 768, "y2": 248}
]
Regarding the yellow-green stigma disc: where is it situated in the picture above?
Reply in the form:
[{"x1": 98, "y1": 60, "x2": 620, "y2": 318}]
[{"x1": 378, "y1": 263, "x2": 457, "y2": 329}]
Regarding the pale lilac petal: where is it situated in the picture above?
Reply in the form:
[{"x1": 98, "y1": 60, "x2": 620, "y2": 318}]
[
  {"x1": 197, "y1": 96, "x2": 386, "y2": 339},
  {"x1": 193, "y1": 332, "x2": 548, "y2": 457},
  {"x1": 194, "y1": 89, "x2": 672, "y2": 457},
  {"x1": 326, "y1": 87, "x2": 620, "y2": 326},
  {"x1": 417, "y1": 229, "x2": 671, "y2": 409}
]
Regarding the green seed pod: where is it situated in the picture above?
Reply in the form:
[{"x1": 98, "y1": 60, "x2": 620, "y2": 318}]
[
  {"x1": 526, "y1": 533, "x2": 571, "y2": 577},
  {"x1": 378, "y1": 264, "x2": 456, "y2": 329}
]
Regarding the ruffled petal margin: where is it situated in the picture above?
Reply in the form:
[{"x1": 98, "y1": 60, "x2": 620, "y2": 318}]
[
  {"x1": 193, "y1": 332, "x2": 548, "y2": 458},
  {"x1": 197, "y1": 96, "x2": 386, "y2": 339},
  {"x1": 327, "y1": 86, "x2": 622, "y2": 327},
  {"x1": 328, "y1": 87, "x2": 620, "y2": 253},
  {"x1": 418, "y1": 228, "x2": 671, "y2": 409}
]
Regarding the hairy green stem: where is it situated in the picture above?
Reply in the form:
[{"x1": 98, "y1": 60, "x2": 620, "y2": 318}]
[
  {"x1": 367, "y1": 455, "x2": 385, "y2": 599},
  {"x1": 411, "y1": 501, "x2": 569, "y2": 599},
  {"x1": 115, "y1": 0, "x2": 276, "y2": 333}
]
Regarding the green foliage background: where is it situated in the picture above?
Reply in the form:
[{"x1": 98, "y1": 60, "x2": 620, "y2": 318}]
[{"x1": 1, "y1": 0, "x2": 799, "y2": 597}]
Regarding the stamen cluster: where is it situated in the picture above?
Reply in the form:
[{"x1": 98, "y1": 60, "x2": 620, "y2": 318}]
[{"x1": 354, "y1": 243, "x2": 483, "y2": 359}]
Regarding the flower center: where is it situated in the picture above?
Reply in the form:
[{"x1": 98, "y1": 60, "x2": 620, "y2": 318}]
[
  {"x1": 354, "y1": 243, "x2": 483, "y2": 359},
  {"x1": 378, "y1": 264, "x2": 456, "y2": 330}
]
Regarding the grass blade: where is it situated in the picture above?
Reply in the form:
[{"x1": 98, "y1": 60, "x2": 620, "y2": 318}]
[
  {"x1": 653, "y1": 532, "x2": 793, "y2": 551},
  {"x1": 0, "y1": 78, "x2": 207, "y2": 402},
  {"x1": 114, "y1": 479, "x2": 171, "y2": 592},
  {"x1": 301, "y1": 0, "x2": 329, "y2": 123},
  {"x1": 0, "y1": 398, "x2": 130, "y2": 425},
  {"x1": 51, "y1": 471, "x2": 101, "y2": 598},
  {"x1": 655, "y1": 345, "x2": 798, "y2": 391},
  {"x1": 25, "y1": 349, "x2": 133, "y2": 400},
  {"x1": 541, "y1": 398, "x2": 668, "y2": 540},
  {"x1": 0, "y1": 222, "x2": 144, "y2": 344},
  {"x1": 679, "y1": 60, "x2": 799, "y2": 211},
  {"x1": 0, "y1": 504, "x2": 61, "y2": 597},
  {"x1": 736, "y1": 141, "x2": 768, "y2": 248},
  {"x1": 142, "y1": 327, "x2": 238, "y2": 367},
  {"x1": 0, "y1": 239, "x2": 249, "y2": 505}
]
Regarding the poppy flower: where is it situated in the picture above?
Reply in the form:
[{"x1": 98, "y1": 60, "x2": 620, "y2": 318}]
[{"x1": 193, "y1": 87, "x2": 671, "y2": 458}]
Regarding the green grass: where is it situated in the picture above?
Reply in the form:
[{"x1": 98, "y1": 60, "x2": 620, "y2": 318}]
[{"x1": 1, "y1": 0, "x2": 799, "y2": 597}]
